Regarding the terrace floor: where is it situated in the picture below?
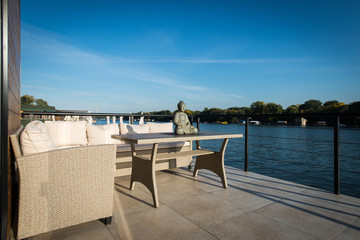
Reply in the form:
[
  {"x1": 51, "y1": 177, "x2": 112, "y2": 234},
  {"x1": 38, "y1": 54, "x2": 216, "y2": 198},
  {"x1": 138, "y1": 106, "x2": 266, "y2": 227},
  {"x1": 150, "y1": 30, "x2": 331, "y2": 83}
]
[{"x1": 30, "y1": 165, "x2": 360, "y2": 240}]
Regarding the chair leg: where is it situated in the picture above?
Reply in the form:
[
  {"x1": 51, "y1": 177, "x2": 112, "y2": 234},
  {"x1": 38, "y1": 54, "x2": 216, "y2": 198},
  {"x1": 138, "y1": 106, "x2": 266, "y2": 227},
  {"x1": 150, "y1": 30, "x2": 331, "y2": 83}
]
[
  {"x1": 99, "y1": 216, "x2": 112, "y2": 225},
  {"x1": 188, "y1": 163, "x2": 192, "y2": 170}
]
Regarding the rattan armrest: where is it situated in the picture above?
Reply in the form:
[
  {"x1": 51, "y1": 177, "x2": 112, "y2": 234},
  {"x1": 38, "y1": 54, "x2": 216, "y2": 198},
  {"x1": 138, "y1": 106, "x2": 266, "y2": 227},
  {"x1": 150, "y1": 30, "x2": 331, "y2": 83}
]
[{"x1": 16, "y1": 144, "x2": 116, "y2": 239}]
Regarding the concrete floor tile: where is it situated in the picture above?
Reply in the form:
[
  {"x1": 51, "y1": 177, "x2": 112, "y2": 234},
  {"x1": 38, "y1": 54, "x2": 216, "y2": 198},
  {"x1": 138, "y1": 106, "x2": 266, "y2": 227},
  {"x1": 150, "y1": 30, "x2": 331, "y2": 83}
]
[
  {"x1": 113, "y1": 184, "x2": 155, "y2": 216},
  {"x1": 335, "y1": 218, "x2": 360, "y2": 240},
  {"x1": 154, "y1": 170, "x2": 186, "y2": 185},
  {"x1": 210, "y1": 187, "x2": 276, "y2": 212},
  {"x1": 284, "y1": 190, "x2": 360, "y2": 222},
  {"x1": 169, "y1": 166, "x2": 259, "y2": 193},
  {"x1": 206, "y1": 212, "x2": 318, "y2": 240},
  {"x1": 25, "y1": 167, "x2": 360, "y2": 240},
  {"x1": 224, "y1": 167, "x2": 261, "y2": 184},
  {"x1": 156, "y1": 178, "x2": 207, "y2": 205},
  {"x1": 165, "y1": 169, "x2": 228, "y2": 193},
  {"x1": 183, "y1": 229, "x2": 219, "y2": 240},
  {"x1": 114, "y1": 175, "x2": 131, "y2": 186},
  {"x1": 236, "y1": 178, "x2": 304, "y2": 200},
  {"x1": 221, "y1": 168, "x2": 310, "y2": 200},
  {"x1": 255, "y1": 197, "x2": 355, "y2": 239},
  {"x1": 169, "y1": 193, "x2": 245, "y2": 228},
  {"x1": 298, "y1": 188, "x2": 360, "y2": 217},
  {"x1": 30, "y1": 220, "x2": 114, "y2": 240},
  {"x1": 107, "y1": 206, "x2": 200, "y2": 240}
]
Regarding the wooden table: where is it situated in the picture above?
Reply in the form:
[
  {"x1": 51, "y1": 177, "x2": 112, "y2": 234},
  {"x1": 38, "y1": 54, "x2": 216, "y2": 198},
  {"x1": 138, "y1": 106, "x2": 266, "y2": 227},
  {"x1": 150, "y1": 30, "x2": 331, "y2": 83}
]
[{"x1": 112, "y1": 131, "x2": 243, "y2": 207}]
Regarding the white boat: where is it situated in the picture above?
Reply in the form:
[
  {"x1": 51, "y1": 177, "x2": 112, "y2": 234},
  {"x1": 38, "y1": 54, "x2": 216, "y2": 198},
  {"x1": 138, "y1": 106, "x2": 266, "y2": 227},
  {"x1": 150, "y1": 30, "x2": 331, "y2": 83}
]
[{"x1": 249, "y1": 120, "x2": 261, "y2": 125}]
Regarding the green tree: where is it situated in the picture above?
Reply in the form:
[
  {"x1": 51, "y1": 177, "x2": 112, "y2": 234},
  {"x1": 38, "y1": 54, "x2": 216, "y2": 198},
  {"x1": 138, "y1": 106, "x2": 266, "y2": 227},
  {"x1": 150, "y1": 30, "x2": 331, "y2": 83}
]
[
  {"x1": 323, "y1": 100, "x2": 348, "y2": 113},
  {"x1": 229, "y1": 117, "x2": 239, "y2": 123},
  {"x1": 153, "y1": 110, "x2": 172, "y2": 115},
  {"x1": 285, "y1": 105, "x2": 299, "y2": 114},
  {"x1": 227, "y1": 107, "x2": 249, "y2": 115},
  {"x1": 151, "y1": 110, "x2": 173, "y2": 122},
  {"x1": 201, "y1": 108, "x2": 227, "y2": 122},
  {"x1": 299, "y1": 99, "x2": 323, "y2": 113},
  {"x1": 21, "y1": 94, "x2": 35, "y2": 105},
  {"x1": 201, "y1": 108, "x2": 226, "y2": 115},
  {"x1": 185, "y1": 109, "x2": 193, "y2": 115},
  {"x1": 348, "y1": 101, "x2": 360, "y2": 113},
  {"x1": 240, "y1": 107, "x2": 252, "y2": 114},
  {"x1": 250, "y1": 101, "x2": 266, "y2": 114},
  {"x1": 264, "y1": 103, "x2": 283, "y2": 114},
  {"x1": 323, "y1": 100, "x2": 339, "y2": 107},
  {"x1": 35, "y1": 98, "x2": 49, "y2": 107}
]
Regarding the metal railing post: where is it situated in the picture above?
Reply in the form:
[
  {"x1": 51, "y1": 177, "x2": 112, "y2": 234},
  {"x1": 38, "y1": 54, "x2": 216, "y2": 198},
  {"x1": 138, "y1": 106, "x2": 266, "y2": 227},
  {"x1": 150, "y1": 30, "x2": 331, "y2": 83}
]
[
  {"x1": 30, "y1": 114, "x2": 34, "y2": 122},
  {"x1": 334, "y1": 116, "x2": 340, "y2": 195},
  {"x1": 245, "y1": 117, "x2": 249, "y2": 172},
  {"x1": 197, "y1": 116, "x2": 200, "y2": 131}
]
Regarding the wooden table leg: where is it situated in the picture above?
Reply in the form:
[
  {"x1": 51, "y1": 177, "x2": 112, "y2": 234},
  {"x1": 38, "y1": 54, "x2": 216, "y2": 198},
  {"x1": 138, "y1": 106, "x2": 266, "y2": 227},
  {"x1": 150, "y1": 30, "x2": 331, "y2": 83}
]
[
  {"x1": 193, "y1": 138, "x2": 229, "y2": 188},
  {"x1": 130, "y1": 143, "x2": 159, "y2": 208}
]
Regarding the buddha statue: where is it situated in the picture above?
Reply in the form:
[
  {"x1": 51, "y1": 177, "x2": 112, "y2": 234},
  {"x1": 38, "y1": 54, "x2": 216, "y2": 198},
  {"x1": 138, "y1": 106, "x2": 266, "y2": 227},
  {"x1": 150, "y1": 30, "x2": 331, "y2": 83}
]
[{"x1": 174, "y1": 101, "x2": 198, "y2": 135}]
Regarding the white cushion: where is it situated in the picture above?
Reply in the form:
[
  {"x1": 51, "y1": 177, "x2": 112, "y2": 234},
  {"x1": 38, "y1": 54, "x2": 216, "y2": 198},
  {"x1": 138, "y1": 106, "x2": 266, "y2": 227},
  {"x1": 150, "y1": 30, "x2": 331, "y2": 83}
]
[
  {"x1": 119, "y1": 123, "x2": 149, "y2": 134},
  {"x1": 147, "y1": 122, "x2": 174, "y2": 133},
  {"x1": 20, "y1": 120, "x2": 57, "y2": 155},
  {"x1": 45, "y1": 121, "x2": 88, "y2": 147},
  {"x1": 87, "y1": 124, "x2": 123, "y2": 145}
]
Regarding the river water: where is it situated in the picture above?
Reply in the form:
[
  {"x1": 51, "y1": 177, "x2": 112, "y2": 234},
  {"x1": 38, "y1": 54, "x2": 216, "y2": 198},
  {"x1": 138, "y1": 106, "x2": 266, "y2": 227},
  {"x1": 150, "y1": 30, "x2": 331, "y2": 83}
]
[{"x1": 198, "y1": 123, "x2": 360, "y2": 198}]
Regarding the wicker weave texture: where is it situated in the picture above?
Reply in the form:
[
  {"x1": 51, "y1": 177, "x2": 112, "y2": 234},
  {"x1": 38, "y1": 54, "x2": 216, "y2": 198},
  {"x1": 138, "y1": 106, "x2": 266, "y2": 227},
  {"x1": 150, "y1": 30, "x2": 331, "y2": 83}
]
[{"x1": 15, "y1": 144, "x2": 115, "y2": 239}]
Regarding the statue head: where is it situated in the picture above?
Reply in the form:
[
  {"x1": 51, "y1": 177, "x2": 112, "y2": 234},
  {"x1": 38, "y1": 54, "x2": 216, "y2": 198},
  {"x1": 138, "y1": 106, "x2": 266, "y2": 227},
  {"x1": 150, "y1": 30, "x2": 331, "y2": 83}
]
[{"x1": 177, "y1": 101, "x2": 186, "y2": 112}]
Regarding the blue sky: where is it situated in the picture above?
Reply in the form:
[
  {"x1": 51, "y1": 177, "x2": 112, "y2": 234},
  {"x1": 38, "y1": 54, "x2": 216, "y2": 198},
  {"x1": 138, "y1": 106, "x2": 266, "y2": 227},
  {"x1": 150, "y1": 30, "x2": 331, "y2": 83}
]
[{"x1": 21, "y1": 0, "x2": 360, "y2": 112}]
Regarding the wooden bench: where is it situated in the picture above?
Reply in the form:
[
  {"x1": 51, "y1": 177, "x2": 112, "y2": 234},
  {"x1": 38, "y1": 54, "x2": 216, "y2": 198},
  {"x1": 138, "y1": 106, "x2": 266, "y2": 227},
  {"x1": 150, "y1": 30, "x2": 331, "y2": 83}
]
[{"x1": 115, "y1": 141, "x2": 193, "y2": 177}]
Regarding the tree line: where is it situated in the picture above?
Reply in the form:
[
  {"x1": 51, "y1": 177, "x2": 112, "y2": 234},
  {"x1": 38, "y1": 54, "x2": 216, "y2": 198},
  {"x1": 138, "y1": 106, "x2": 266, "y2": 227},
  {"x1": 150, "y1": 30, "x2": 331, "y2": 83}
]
[
  {"x1": 21, "y1": 94, "x2": 56, "y2": 112},
  {"x1": 21, "y1": 94, "x2": 52, "y2": 107},
  {"x1": 146, "y1": 99, "x2": 360, "y2": 126},
  {"x1": 21, "y1": 95, "x2": 360, "y2": 126}
]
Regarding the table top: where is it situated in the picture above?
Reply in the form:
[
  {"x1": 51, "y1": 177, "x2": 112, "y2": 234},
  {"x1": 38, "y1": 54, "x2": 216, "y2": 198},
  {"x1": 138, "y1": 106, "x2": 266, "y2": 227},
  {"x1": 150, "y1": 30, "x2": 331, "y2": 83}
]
[{"x1": 111, "y1": 131, "x2": 243, "y2": 144}]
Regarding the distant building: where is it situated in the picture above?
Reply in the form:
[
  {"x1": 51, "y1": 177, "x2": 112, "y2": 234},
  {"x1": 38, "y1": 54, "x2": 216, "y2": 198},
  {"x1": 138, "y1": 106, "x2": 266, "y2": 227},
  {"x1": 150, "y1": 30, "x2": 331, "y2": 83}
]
[{"x1": 21, "y1": 104, "x2": 56, "y2": 120}]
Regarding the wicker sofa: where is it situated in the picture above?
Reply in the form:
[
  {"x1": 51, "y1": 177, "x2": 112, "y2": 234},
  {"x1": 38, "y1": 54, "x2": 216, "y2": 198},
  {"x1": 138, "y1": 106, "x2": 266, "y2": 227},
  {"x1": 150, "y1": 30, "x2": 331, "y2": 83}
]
[
  {"x1": 10, "y1": 125, "x2": 115, "y2": 240},
  {"x1": 10, "y1": 120, "x2": 191, "y2": 239}
]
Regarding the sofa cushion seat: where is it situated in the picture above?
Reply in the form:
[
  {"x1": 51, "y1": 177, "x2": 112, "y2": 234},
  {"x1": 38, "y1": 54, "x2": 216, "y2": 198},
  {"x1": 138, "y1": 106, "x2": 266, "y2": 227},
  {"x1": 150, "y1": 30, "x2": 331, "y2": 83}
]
[
  {"x1": 87, "y1": 123, "x2": 124, "y2": 145},
  {"x1": 146, "y1": 122, "x2": 173, "y2": 133},
  {"x1": 45, "y1": 121, "x2": 88, "y2": 147},
  {"x1": 20, "y1": 120, "x2": 57, "y2": 156},
  {"x1": 120, "y1": 123, "x2": 150, "y2": 134}
]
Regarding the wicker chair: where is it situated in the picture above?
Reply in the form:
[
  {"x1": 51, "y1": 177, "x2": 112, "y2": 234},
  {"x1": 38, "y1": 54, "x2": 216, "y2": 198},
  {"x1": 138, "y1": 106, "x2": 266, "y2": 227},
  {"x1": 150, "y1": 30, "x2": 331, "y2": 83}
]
[{"x1": 10, "y1": 126, "x2": 116, "y2": 240}]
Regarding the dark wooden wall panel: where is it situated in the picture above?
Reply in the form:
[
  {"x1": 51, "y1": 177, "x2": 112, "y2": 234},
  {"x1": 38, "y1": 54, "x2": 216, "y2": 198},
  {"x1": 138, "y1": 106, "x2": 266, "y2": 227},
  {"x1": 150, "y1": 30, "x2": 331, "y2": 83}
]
[
  {"x1": 7, "y1": 0, "x2": 20, "y2": 133},
  {"x1": 7, "y1": 0, "x2": 20, "y2": 239}
]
